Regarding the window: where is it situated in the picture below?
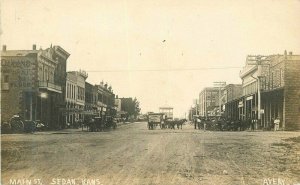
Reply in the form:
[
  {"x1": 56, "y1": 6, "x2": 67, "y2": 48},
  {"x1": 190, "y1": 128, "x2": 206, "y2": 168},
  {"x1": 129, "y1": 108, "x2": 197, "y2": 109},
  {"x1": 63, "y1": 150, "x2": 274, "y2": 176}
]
[
  {"x1": 71, "y1": 85, "x2": 73, "y2": 99},
  {"x1": 271, "y1": 72, "x2": 274, "y2": 89},
  {"x1": 66, "y1": 84, "x2": 68, "y2": 98},
  {"x1": 4, "y1": 75, "x2": 9, "y2": 83},
  {"x1": 38, "y1": 67, "x2": 43, "y2": 80},
  {"x1": 279, "y1": 68, "x2": 283, "y2": 86},
  {"x1": 68, "y1": 84, "x2": 70, "y2": 99},
  {"x1": 44, "y1": 68, "x2": 49, "y2": 81},
  {"x1": 78, "y1": 88, "x2": 80, "y2": 99},
  {"x1": 73, "y1": 85, "x2": 75, "y2": 99}
]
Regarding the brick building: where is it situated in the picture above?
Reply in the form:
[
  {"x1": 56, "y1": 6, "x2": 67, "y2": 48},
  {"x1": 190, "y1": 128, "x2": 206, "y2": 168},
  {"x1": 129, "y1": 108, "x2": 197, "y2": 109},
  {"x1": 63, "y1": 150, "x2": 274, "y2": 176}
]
[
  {"x1": 239, "y1": 51, "x2": 300, "y2": 130},
  {"x1": 1, "y1": 44, "x2": 70, "y2": 129},
  {"x1": 198, "y1": 87, "x2": 220, "y2": 117},
  {"x1": 65, "y1": 70, "x2": 88, "y2": 127}
]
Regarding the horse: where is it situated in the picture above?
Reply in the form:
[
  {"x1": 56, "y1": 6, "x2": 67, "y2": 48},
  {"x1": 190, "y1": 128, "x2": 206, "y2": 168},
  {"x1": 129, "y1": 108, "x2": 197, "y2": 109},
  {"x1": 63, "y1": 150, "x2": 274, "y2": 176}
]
[
  {"x1": 176, "y1": 119, "x2": 187, "y2": 129},
  {"x1": 168, "y1": 121, "x2": 176, "y2": 129}
]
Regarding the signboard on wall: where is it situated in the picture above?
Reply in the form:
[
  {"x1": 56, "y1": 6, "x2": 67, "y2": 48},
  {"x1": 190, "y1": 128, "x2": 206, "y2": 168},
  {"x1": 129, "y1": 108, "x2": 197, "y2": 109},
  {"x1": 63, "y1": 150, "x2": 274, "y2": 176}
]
[
  {"x1": 238, "y1": 101, "x2": 244, "y2": 108},
  {"x1": 1, "y1": 57, "x2": 36, "y2": 89},
  {"x1": 246, "y1": 95, "x2": 253, "y2": 101}
]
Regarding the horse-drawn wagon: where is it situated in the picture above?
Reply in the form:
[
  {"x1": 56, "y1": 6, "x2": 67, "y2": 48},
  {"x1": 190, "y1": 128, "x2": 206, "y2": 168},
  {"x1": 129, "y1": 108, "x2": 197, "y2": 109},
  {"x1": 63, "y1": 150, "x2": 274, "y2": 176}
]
[{"x1": 147, "y1": 113, "x2": 165, "y2": 130}]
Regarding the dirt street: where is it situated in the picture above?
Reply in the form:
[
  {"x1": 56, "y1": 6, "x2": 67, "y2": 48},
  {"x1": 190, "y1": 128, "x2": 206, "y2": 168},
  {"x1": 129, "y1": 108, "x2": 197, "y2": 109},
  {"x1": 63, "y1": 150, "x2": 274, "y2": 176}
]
[{"x1": 1, "y1": 122, "x2": 300, "y2": 185}]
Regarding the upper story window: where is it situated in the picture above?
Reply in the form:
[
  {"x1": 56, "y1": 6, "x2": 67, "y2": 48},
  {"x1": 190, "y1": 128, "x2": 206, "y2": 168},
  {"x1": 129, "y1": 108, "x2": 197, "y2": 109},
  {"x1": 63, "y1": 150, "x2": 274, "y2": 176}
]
[
  {"x1": 279, "y1": 68, "x2": 283, "y2": 87},
  {"x1": 4, "y1": 75, "x2": 9, "y2": 83}
]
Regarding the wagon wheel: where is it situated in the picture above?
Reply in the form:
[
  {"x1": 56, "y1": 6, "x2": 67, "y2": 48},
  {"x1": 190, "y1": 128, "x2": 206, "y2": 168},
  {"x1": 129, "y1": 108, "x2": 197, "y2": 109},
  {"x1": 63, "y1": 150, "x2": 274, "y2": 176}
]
[{"x1": 10, "y1": 120, "x2": 24, "y2": 133}]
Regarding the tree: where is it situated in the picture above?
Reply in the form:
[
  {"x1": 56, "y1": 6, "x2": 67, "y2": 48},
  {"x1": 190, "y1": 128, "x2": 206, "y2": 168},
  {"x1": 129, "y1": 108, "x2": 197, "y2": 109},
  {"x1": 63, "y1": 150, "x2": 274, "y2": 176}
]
[
  {"x1": 133, "y1": 97, "x2": 141, "y2": 118},
  {"x1": 121, "y1": 97, "x2": 141, "y2": 119}
]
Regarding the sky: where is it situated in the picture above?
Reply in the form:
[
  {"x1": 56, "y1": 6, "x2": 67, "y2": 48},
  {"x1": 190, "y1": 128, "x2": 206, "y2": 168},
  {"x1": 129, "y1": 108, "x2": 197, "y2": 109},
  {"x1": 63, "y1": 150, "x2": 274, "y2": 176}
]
[{"x1": 1, "y1": 0, "x2": 300, "y2": 118}]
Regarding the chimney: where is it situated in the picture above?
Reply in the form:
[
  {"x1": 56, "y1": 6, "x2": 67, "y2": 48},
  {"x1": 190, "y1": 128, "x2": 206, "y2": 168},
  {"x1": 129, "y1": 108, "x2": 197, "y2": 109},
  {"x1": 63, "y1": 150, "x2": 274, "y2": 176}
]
[
  {"x1": 33, "y1": 44, "x2": 36, "y2": 50},
  {"x1": 104, "y1": 83, "x2": 108, "y2": 89},
  {"x1": 289, "y1": 51, "x2": 293, "y2": 56},
  {"x1": 2, "y1": 45, "x2": 6, "y2": 51}
]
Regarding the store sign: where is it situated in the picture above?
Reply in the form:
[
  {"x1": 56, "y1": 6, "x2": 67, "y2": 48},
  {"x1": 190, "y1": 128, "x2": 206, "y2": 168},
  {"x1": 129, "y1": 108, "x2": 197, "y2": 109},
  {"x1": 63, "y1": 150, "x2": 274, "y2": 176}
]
[
  {"x1": 1, "y1": 58, "x2": 35, "y2": 89},
  {"x1": 238, "y1": 101, "x2": 243, "y2": 108},
  {"x1": 246, "y1": 96, "x2": 253, "y2": 101}
]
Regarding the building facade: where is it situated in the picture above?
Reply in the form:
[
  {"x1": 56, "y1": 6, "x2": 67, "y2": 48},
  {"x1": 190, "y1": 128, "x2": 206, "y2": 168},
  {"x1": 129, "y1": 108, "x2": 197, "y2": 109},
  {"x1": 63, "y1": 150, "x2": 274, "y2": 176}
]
[
  {"x1": 221, "y1": 84, "x2": 242, "y2": 120},
  {"x1": 95, "y1": 82, "x2": 116, "y2": 117},
  {"x1": 239, "y1": 51, "x2": 300, "y2": 130},
  {"x1": 115, "y1": 98, "x2": 122, "y2": 112},
  {"x1": 1, "y1": 44, "x2": 69, "y2": 129},
  {"x1": 65, "y1": 70, "x2": 88, "y2": 127},
  {"x1": 198, "y1": 87, "x2": 220, "y2": 117},
  {"x1": 159, "y1": 107, "x2": 173, "y2": 119},
  {"x1": 84, "y1": 82, "x2": 98, "y2": 117}
]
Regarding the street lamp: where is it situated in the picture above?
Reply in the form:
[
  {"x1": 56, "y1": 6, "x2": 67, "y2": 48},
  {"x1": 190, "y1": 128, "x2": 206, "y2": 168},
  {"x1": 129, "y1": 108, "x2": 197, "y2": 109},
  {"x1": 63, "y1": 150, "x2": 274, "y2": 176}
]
[{"x1": 40, "y1": 92, "x2": 48, "y2": 122}]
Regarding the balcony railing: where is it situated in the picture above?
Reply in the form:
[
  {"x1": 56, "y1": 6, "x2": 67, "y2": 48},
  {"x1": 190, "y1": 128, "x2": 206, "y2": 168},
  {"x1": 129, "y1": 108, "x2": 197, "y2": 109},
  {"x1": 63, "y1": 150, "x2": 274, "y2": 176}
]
[{"x1": 39, "y1": 81, "x2": 62, "y2": 93}]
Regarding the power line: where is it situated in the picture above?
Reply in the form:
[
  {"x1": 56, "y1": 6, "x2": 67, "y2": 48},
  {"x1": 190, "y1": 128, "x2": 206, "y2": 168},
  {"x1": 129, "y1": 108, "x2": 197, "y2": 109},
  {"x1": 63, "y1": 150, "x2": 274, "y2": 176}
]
[{"x1": 85, "y1": 66, "x2": 242, "y2": 73}]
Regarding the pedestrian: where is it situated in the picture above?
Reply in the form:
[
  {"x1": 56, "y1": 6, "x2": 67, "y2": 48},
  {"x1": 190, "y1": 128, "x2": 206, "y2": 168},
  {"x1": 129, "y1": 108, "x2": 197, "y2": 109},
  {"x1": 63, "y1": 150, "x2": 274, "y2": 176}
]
[
  {"x1": 197, "y1": 118, "x2": 201, "y2": 130},
  {"x1": 270, "y1": 118, "x2": 275, "y2": 131},
  {"x1": 246, "y1": 117, "x2": 251, "y2": 130},
  {"x1": 251, "y1": 119, "x2": 255, "y2": 131},
  {"x1": 194, "y1": 117, "x2": 197, "y2": 129},
  {"x1": 274, "y1": 117, "x2": 280, "y2": 131}
]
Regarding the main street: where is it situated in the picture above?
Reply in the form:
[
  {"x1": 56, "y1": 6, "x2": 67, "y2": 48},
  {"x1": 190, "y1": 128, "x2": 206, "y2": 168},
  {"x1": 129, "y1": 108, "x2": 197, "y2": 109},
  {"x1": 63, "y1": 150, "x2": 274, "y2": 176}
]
[{"x1": 2, "y1": 122, "x2": 300, "y2": 185}]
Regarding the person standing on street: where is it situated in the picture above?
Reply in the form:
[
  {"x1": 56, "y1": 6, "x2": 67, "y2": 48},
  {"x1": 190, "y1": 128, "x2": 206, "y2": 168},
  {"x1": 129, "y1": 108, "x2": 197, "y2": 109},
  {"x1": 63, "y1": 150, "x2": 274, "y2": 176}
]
[
  {"x1": 195, "y1": 117, "x2": 200, "y2": 129},
  {"x1": 197, "y1": 118, "x2": 201, "y2": 130},
  {"x1": 194, "y1": 117, "x2": 197, "y2": 129},
  {"x1": 274, "y1": 117, "x2": 280, "y2": 131},
  {"x1": 251, "y1": 119, "x2": 255, "y2": 131},
  {"x1": 270, "y1": 118, "x2": 275, "y2": 131}
]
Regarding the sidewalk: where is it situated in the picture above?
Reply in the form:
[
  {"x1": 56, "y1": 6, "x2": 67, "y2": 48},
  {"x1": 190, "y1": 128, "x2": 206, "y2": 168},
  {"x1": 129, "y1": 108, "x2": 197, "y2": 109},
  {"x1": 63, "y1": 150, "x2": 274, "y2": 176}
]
[{"x1": 34, "y1": 121, "x2": 134, "y2": 134}]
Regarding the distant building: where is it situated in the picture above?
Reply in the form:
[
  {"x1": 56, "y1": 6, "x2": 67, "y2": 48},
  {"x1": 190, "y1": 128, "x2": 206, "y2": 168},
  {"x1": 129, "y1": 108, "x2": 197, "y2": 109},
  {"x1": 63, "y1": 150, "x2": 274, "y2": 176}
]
[
  {"x1": 115, "y1": 97, "x2": 122, "y2": 112},
  {"x1": 84, "y1": 82, "x2": 98, "y2": 116},
  {"x1": 198, "y1": 87, "x2": 220, "y2": 117},
  {"x1": 65, "y1": 70, "x2": 88, "y2": 127},
  {"x1": 221, "y1": 84, "x2": 242, "y2": 120},
  {"x1": 239, "y1": 51, "x2": 300, "y2": 130},
  {"x1": 114, "y1": 97, "x2": 127, "y2": 118},
  {"x1": 95, "y1": 82, "x2": 116, "y2": 117},
  {"x1": 159, "y1": 107, "x2": 173, "y2": 119},
  {"x1": 1, "y1": 44, "x2": 70, "y2": 129}
]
